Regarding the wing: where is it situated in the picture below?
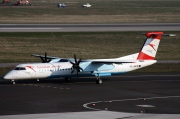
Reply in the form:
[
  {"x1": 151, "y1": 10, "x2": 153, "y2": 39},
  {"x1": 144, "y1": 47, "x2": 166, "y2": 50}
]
[
  {"x1": 85, "y1": 58, "x2": 138, "y2": 64},
  {"x1": 31, "y1": 54, "x2": 59, "y2": 59},
  {"x1": 31, "y1": 54, "x2": 75, "y2": 63},
  {"x1": 80, "y1": 59, "x2": 140, "y2": 74}
]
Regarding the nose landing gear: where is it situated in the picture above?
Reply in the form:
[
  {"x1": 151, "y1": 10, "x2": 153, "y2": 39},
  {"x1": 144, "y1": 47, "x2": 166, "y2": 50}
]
[{"x1": 11, "y1": 80, "x2": 15, "y2": 84}]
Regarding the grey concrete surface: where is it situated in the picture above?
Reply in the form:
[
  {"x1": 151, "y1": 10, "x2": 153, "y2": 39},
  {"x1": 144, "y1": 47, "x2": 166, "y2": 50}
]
[{"x1": 0, "y1": 23, "x2": 179, "y2": 32}]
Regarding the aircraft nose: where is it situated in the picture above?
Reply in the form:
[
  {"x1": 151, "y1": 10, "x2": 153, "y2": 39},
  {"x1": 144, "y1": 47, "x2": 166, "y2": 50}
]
[{"x1": 4, "y1": 74, "x2": 13, "y2": 80}]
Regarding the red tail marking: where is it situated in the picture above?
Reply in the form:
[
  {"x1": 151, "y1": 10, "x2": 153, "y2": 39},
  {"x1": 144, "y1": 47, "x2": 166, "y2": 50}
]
[
  {"x1": 146, "y1": 32, "x2": 163, "y2": 40},
  {"x1": 137, "y1": 52, "x2": 154, "y2": 60},
  {"x1": 148, "y1": 44, "x2": 156, "y2": 51},
  {"x1": 137, "y1": 32, "x2": 163, "y2": 60}
]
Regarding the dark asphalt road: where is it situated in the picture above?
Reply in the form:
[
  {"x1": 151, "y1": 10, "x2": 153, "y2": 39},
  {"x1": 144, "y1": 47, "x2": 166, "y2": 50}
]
[{"x1": 0, "y1": 73, "x2": 180, "y2": 115}]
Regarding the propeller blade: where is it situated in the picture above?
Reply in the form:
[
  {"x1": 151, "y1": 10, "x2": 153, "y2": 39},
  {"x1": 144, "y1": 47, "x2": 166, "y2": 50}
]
[
  {"x1": 71, "y1": 69, "x2": 75, "y2": 73},
  {"x1": 70, "y1": 61, "x2": 75, "y2": 65},
  {"x1": 40, "y1": 56, "x2": 45, "y2": 63},
  {"x1": 70, "y1": 54, "x2": 83, "y2": 78},
  {"x1": 78, "y1": 58, "x2": 82, "y2": 64},
  {"x1": 79, "y1": 67, "x2": 83, "y2": 71},
  {"x1": 45, "y1": 52, "x2": 47, "y2": 62},
  {"x1": 74, "y1": 54, "x2": 77, "y2": 64}
]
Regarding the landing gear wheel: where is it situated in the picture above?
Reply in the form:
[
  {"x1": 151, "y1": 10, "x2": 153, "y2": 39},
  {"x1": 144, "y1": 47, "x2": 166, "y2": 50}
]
[
  {"x1": 96, "y1": 79, "x2": 102, "y2": 84},
  {"x1": 11, "y1": 80, "x2": 15, "y2": 84}
]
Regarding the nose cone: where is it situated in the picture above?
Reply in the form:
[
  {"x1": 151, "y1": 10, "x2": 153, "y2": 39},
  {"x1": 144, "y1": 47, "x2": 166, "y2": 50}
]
[
  {"x1": 4, "y1": 70, "x2": 33, "y2": 80},
  {"x1": 4, "y1": 71, "x2": 14, "y2": 80},
  {"x1": 4, "y1": 74, "x2": 12, "y2": 80}
]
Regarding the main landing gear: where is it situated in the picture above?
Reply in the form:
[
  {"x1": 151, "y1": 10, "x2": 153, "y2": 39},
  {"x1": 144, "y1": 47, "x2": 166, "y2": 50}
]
[
  {"x1": 64, "y1": 75, "x2": 102, "y2": 84},
  {"x1": 96, "y1": 74, "x2": 102, "y2": 84}
]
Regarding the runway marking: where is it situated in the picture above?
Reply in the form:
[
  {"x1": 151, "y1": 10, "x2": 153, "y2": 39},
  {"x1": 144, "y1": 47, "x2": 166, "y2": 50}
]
[
  {"x1": 136, "y1": 105, "x2": 155, "y2": 108},
  {"x1": 83, "y1": 95, "x2": 180, "y2": 111},
  {"x1": 22, "y1": 84, "x2": 70, "y2": 90}
]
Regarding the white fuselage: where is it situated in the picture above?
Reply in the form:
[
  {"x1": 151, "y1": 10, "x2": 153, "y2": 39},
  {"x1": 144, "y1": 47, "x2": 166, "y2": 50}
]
[{"x1": 4, "y1": 60, "x2": 156, "y2": 80}]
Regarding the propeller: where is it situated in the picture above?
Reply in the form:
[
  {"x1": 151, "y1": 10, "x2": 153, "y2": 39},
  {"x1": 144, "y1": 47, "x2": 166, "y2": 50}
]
[
  {"x1": 70, "y1": 54, "x2": 83, "y2": 78},
  {"x1": 40, "y1": 52, "x2": 50, "y2": 63}
]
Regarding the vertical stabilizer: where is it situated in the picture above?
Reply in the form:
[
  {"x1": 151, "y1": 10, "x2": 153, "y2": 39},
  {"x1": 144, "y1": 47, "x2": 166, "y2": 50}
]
[{"x1": 137, "y1": 32, "x2": 163, "y2": 60}]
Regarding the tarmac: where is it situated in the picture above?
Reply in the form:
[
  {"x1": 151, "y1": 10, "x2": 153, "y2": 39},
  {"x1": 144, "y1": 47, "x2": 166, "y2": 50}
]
[{"x1": 0, "y1": 73, "x2": 180, "y2": 119}]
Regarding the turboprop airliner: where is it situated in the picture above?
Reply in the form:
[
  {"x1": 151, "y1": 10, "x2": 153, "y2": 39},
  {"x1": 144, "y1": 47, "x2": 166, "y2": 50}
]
[{"x1": 4, "y1": 32, "x2": 175, "y2": 84}]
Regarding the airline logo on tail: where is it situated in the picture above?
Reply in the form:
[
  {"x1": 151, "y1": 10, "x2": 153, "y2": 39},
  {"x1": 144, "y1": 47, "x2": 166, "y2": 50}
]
[{"x1": 137, "y1": 32, "x2": 163, "y2": 60}]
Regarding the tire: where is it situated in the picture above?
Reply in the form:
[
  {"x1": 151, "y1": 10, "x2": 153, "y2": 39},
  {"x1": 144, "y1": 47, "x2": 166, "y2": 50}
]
[{"x1": 96, "y1": 79, "x2": 102, "y2": 84}]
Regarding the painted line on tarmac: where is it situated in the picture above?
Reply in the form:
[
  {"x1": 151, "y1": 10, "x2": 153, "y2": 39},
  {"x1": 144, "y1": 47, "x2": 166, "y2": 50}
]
[
  {"x1": 22, "y1": 84, "x2": 70, "y2": 90},
  {"x1": 83, "y1": 95, "x2": 180, "y2": 111}
]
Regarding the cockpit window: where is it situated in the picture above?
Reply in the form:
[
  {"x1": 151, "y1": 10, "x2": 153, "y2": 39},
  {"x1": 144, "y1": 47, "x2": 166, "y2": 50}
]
[
  {"x1": 14, "y1": 67, "x2": 26, "y2": 70},
  {"x1": 59, "y1": 59, "x2": 69, "y2": 62}
]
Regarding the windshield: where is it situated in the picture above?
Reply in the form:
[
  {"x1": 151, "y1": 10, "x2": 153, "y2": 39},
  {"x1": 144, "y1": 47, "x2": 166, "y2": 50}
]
[{"x1": 14, "y1": 67, "x2": 26, "y2": 70}]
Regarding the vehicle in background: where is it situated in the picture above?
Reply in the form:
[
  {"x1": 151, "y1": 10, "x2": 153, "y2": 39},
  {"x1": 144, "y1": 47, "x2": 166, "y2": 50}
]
[
  {"x1": 57, "y1": 3, "x2": 66, "y2": 8},
  {"x1": 16, "y1": 0, "x2": 31, "y2": 6},
  {"x1": 2, "y1": 0, "x2": 11, "y2": 4},
  {"x1": 82, "y1": 3, "x2": 91, "y2": 8}
]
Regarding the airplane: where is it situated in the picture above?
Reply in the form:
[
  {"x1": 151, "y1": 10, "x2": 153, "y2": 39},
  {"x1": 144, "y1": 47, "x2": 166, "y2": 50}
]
[{"x1": 3, "y1": 32, "x2": 175, "y2": 84}]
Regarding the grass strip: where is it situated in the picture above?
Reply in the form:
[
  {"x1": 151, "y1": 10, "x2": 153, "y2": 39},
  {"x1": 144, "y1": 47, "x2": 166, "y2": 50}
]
[{"x1": 0, "y1": 32, "x2": 179, "y2": 63}]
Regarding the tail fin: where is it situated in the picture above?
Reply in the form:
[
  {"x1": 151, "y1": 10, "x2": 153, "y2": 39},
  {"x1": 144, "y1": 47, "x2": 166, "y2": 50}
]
[{"x1": 137, "y1": 32, "x2": 163, "y2": 60}]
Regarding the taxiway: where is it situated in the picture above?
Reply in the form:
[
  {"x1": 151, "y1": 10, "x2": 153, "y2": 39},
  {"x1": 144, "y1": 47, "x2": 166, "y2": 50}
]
[
  {"x1": 0, "y1": 73, "x2": 180, "y2": 119},
  {"x1": 0, "y1": 23, "x2": 180, "y2": 32}
]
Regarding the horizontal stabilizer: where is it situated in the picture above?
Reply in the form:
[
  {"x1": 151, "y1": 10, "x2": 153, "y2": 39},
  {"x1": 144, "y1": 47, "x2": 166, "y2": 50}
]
[{"x1": 137, "y1": 32, "x2": 176, "y2": 37}]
